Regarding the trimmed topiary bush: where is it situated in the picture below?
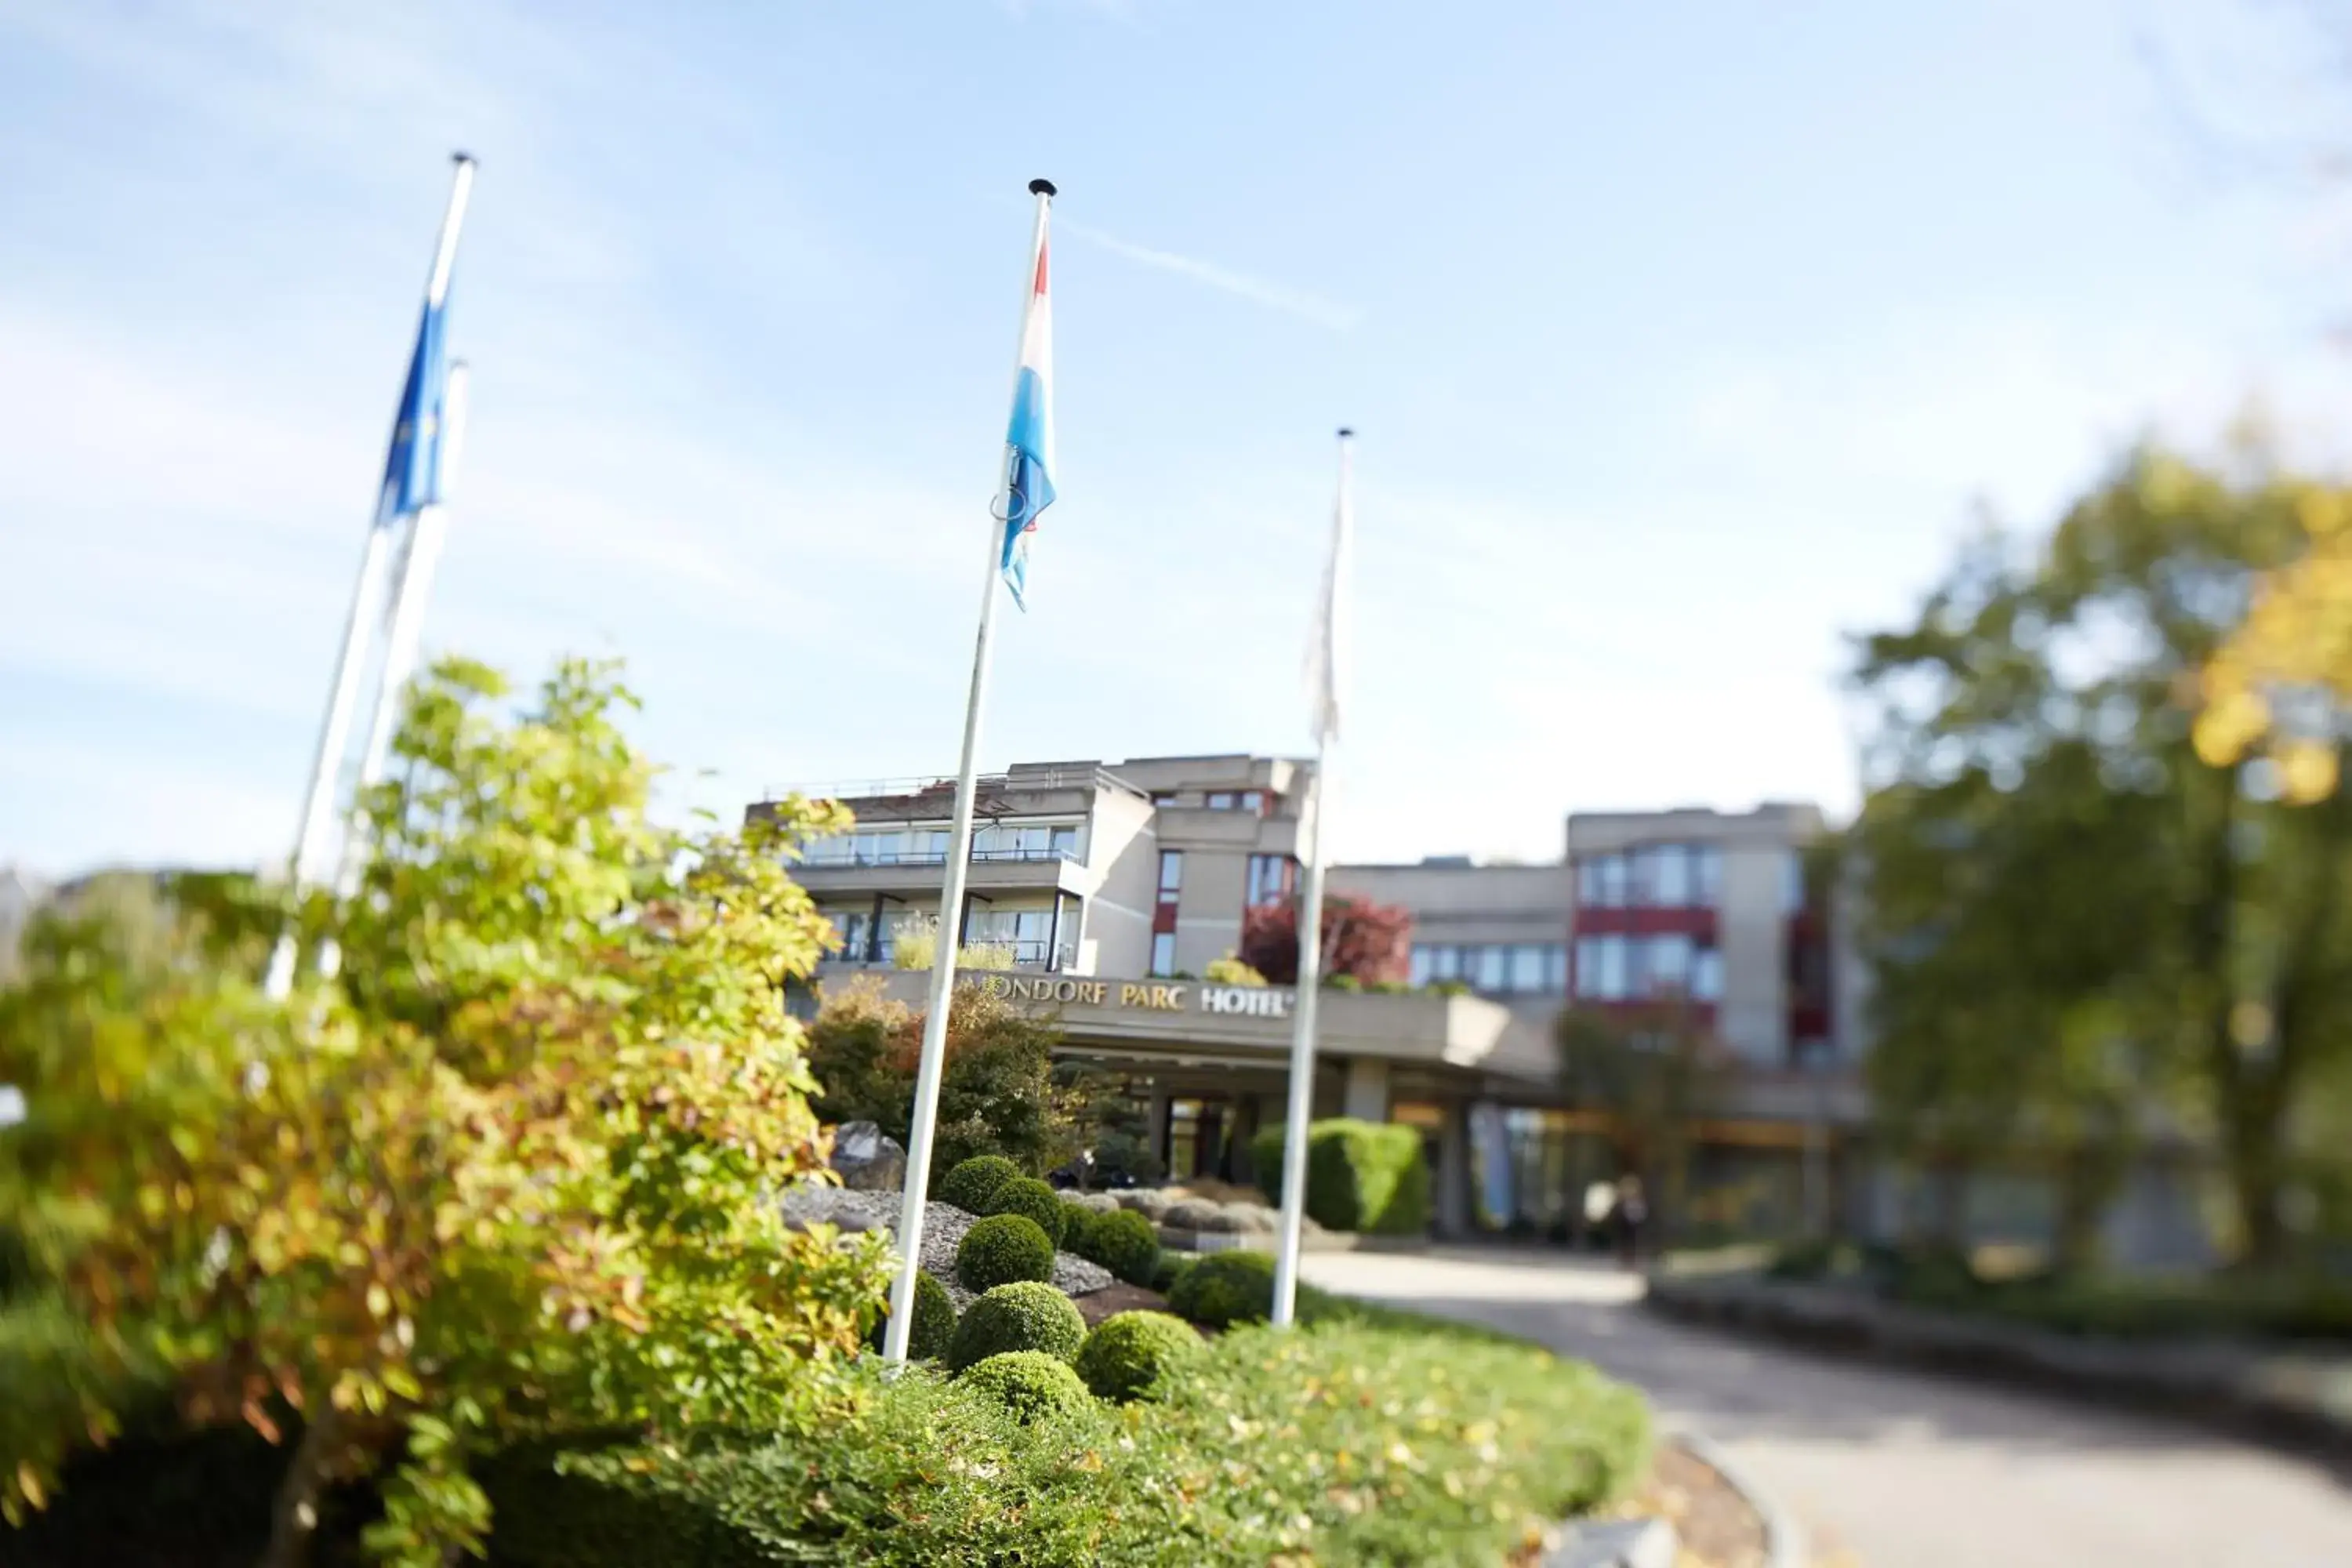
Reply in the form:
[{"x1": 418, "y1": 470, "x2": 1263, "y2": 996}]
[
  {"x1": 946, "y1": 1280, "x2": 1087, "y2": 1372},
  {"x1": 957, "y1": 1349, "x2": 1094, "y2": 1422},
  {"x1": 1151, "y1": 1252, "x2": 1193, "y2": 1295},
  {"x1": 983, "y1": 1176, "x2": 1066, "y2": 1247},
  {"x1": 863, "y1": 1269, "x2": 957, "y2": 1361},
  {"x1": 937, "y1": 1154, "x2": 1022, "y2": 1215},
  {"x1": 1167, "y1": 1249, "x2": 1278, "y2": 1328},
  {"x1": 1074, "y1": 1310, "x2": 1203, "y2": 1403},
  {"x1": 955, "y1": 1214, "x2": 1056, "y2": 1292},
  {"x1": 1073, "y1": 1207, "x2": 1162, "y2": 1287},
  {"x1": 1250, "y1": 1117, "x2": 1430, "y2": 1235},
  {"x1": 1058, "y1": 1199, "x2": 1098, "y2": 1254}
]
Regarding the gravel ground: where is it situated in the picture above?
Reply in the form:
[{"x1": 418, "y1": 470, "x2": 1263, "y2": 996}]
[{"x1": 782, "y1": 1184, "x2": 1112, "y2": 1310}]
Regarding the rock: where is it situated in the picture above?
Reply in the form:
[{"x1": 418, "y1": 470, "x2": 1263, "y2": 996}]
[
  {"x1": 1221, "y1": 1202, "x2": 1279, "y2": 1232},
  {"x1": 829, "y1": 1120, "x2": 906, "y2": 1192},
  {"x1": 1069, "y1": 1191, "x2": 1121, "y2": 1214},
  {"x1": 1115, "y1": 1189, "x2": 1178, "y2": 1221},
  {"x1": 1164, "y1": 1199, "x2": 1241, "y2": 1232}
]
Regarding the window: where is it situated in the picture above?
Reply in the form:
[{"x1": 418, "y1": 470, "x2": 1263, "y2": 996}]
[
  {"x1": 1645, "y1": 933, "x2": 1693, "y2": 995},
  {"x1": 1693, "y1": 946, "x2": 1723, "y2": 1002},
  {"x1": 1410, "y1": 945, "x2": 1435, "y2": 987},
  {"x1": 967, "y1": 908, "x2": 1057, "y2": 964},
  {"x1": 1246, "y1": 853, "x2": 1294, "y2": 907},
  {"x1": 1783, "y1": 849, "x2": 1808, "y2": 913},
  {"x1": 1150, "y1": 931, "x2": 1177, "y2": 976},
  {"x1": 1156, "y1": 850, "x2": 1183, "y2": 903},
  {"x1": 1470, "y1": 946, "x2": 1507, "y2": 992},
  {"x1": 1239, "y1": 790, "x2": 1264, "y2": 814},
  {"x1": 1051, "y1": 825, "x2": 1080, "y2": 860},
  {"x1": 1205, "y1": 791, "x2": 1235, "y2": 810},
  {"x1": 1151, "y1": 792, "x2": 1178, "y2": 806},
  {"x1": 1504, "y1": 944, "x2": 1547, "y2": 993},
  {"x1": 1647, "y1": 844, "x2": 1691, "y2": 906},
  {"x1": 1694, "y1": 845, "x2": 1722, "y2": 906},
  {"x1": 1430, "y1": 945, "x2": 1461, "y2": 981},
  {"x1": 1547, "y1": 945, "x2": 1570, "y2": 994},
  {"x1": 1588, "y1": 854, "x2": 1627, "y2": 907}
]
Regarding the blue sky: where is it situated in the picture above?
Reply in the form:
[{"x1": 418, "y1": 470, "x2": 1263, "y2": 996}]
[{"x1": 5, "y1": 0, "x2": 2352, "y2": 875}]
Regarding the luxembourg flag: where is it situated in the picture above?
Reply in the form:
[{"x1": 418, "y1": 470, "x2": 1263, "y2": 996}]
[{"x1": 999, "y1": 179, "x2": 1058, "y2": 608}]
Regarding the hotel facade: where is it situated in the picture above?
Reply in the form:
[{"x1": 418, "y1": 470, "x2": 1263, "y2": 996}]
[{"x1": 754, "y1": 755, "x2": 1864, "y2": 1240}]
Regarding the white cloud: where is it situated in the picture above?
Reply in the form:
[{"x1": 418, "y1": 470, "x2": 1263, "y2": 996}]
[{"x1": 1061, "y1": 218, "x2": 1361, "y2": 332}]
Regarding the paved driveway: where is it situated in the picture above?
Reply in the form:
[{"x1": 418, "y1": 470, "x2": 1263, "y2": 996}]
[{"x1": 1301, "y1": 1248, "x2": 2352, "y2": 1567}]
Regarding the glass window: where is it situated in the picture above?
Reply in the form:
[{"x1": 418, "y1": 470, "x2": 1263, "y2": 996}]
[
  {"x1": 1546, "y1": 944, "x2": 1570, "y2": 993},
  {"x1": 1150, "y1": 931, "x2": 1177, "y2": 976},
  {"x1": 1206, "y1": 791, "x2": 1236, "y2": 810},
  {"x1": 1597, "y1": 935, "x2": 1628, "y2": 1000},
  {"x1": 1650, "y1": 844, "x2": 1691, "y2": 906},
  {"x1": 1410, "y1": 946, "x2": 1435, "y2": 987},
  {"x1": 1783, "y1": 849, "x2": 1808, "y2": 913},
  {"x1": 1597, "y1": 855, "x2": 1628, "y2": 907},
  {"x1": 1151, "y1": 792, "x2": 1178, "y2": 806},
  {"x1": 1157, "y1": 850, "x2": 1183, "y2": 898},
  {"x1": 1693, "y1": 946, "x2": 1723, "y2": 1001},
  {"x1": 1240, "y1": 790, "x2": 1264, "y2": 813},
  {"x1": 1574, "y1": 938, "x2": 1599, "y2": 998},
  {"x1": 1246, "y1": 853, "x2": 1294, "y2": 906},
  {"x1": 1050, "y1": 825, "x2": 1080, "y2": 860},
  {"x1": 1471, "y1": 946, "x2": 1507, "y2": 991},
  {"x1": 1646, "y1": 934, "x2": 1692, "y2": 996},
  {"x1": 1694, "y1": 845, "x2": 1722, "y2": 906},
  {"x1": 1508, "y1": 945, "x2": 1548, "y2": 993},
  {"x1": 1431, "y1": 945, "x2": 1461, "y2": 981}
]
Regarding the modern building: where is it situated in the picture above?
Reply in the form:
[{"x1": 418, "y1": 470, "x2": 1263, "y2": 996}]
[{"x1": 750, "y1": 760, "x2": 1862, "y2": 1240}]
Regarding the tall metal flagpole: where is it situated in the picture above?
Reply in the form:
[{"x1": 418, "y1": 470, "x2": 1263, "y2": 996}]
[
  {"x1": 884, "y1": 178, "x2": 1058, "y2": 1365},
  {"x1": 264, "y1": 153, "x2": 477, "y2": 1000},
  {"x1": 1272, "y1": 427, "x2": 1355, "y2": 1328},
  {"x1": 317, "y1": 361, "x2": 473, "y2": 985}
]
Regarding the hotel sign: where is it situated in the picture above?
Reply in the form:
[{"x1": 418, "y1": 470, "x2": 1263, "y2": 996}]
[{"x1": 979, "y1": 973, "x2": 1297, "y2": 1020}]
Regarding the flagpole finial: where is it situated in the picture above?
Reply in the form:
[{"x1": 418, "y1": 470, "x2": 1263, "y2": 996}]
[
  {"x1": 1029, "y1": 178, "x2": 1058, "y2": 198},
  {"x1": 1338, "y1": 426, "x2": 1355, "y2": 439},
  {"x1": 452, "y1": 150, "x2": 477, "y2": 168}
]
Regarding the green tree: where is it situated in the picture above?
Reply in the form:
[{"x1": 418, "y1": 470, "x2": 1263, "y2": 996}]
[
  {"x1": 1555, "y1": 1001, "x2": 1726, "y2": 1236},
  {"x1": 0, "y1": 657, "x2": 888, "y2": 1566},
  {"x1": 1849, "y1": 449, "x2": 2352, "y2": 1269},
  {"x1": 803, "y1": 977, "x2": 1087, "y2": 1179}
]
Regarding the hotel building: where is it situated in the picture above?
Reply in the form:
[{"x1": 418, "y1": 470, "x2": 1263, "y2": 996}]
[{"x1": 754, "y1": 757, "x2": 1864, "y2": 1239}]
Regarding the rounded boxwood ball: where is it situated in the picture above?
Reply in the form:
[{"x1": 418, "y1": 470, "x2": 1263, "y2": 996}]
[
  {"x1": 1074, "y1": 1310, "x2": 1203, "y2": 1403},
  {"x1": 937, "y1": 1155, "x2": 1022, "y2": 1215},
  {"x1": 984, "y1": 1177, "x2": 1067, "y2": 1247},
  {"x1": 1167, "y1": 1249, "x2": 1276, "y2": 1328},
  {"x1": 1076, "y1": 1207, "x2": 1162, "y2": 1287},
  {"x1": 1058, "y1": 1199, "x2": 1098, "y2": 1254},
  {"x1": 1150, "y1": 1252, "x2": 1193, "y2": 1296},
  {"x1": 947, "y1": 1279, "x2": 1087, "y2": 1372},
  {"x1": 863, "y1": 1269, "x2": 957, "y2": 1362},
  {"x1": 958, "y1": 1349, "x2": 1094, "y2": 1422},
  {"x1": 956, "y1": 1213, "x2": 1057, "y2": 1292}
]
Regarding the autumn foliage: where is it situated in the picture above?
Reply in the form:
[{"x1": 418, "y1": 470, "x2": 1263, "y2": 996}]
[{"x1": 1239, "y1": 893, "x2": 1414, "y2": 987}]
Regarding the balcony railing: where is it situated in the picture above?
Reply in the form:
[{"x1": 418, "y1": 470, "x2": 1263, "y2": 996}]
[
  {"x1": 765, "y1": 767, "x2": 1113, "y2": 803},
  {"x1": 820, "y1": 940, "x2": 1080, "y2": 971},
  {"x1": 800, "y1": 845, "x2": 1083, "y2": 870}
]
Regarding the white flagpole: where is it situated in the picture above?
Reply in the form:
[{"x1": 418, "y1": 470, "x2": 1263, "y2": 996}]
[
  {"x1": 316, "y1": 361, "x2": 472, "y2": 985},
  {"x1": 1272, "y1": 426, "x2": 1355, "y2": 1328},
  {"x1": 884, "y1": 178, "x2": 1056, "y2": 1366},
  {"x1": 263, "y1": 153, "x2": 477, "y2": 1000}
]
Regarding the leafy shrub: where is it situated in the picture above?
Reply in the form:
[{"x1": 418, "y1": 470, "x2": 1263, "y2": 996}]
[
  {"x1": 937, "y1": 1154, "x2": 1022, "y2": 1215},
  {"x1": 1325, "y1": 973, "x2": 1364, "y2": 992},
  {"x1": 1203, "y1": 953, "x2": 1268, "y2": 986},
  {"x1": 946, "y1": 1281, "x2": 1087, "y2": 1372},
  {"x1": 957, "y1": 1351, "x2": 1094, "y2": 1422},
  {"x1": 1250, "y1": 1119, "x2": 1430, "y2": 1234},
  {"x1": 1169, "y1": 1250, "x2": 1279, "y2": 1328},
  {"x1": 1764, "y1": 1238, "x2": 1845, "y2": 1283},
  {"x1": 1074, "y1": 1311, "x2": 1203, "y2": 1402},
  {"x1": 806, "y1": 982, "x2": 1088, "y2": 1183},
  {"x1": 1058, "y1": 1200, "x2": 1098, "y2": 1254},
  {"x1": 1152, "y1": 1253, "x2": 1194, "y2": 1296},
  {"x1": 985, "y1": 1176, "x2": 1068, "y2": 1247},
  {"x1": 0, "y1": 659, "x2": 887, "y2": 1558},
  {"x1": 1074, "y1": 1207, "x2": 1163, "y2": 1287},
  {"x1": 485, "y1": 1307, "x2": 1650, "y2": 1566},
  {"x1": 956, "y1": 1214, "x2": 1056, "y2": 1292},
  {"x1": 863, "y1": 1269, "x2": 957, "y2": 1362}
]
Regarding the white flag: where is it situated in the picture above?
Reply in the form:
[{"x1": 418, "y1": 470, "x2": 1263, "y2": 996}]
[{"x1": 1305, "y1": 429, "x2": 1354, "y2": 745}]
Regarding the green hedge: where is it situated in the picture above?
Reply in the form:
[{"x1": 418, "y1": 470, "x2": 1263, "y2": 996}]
[
  {"x1": 1167, "y1": 1250, "x2": 1278, "y2": 1329},
  {"x1": 1249, "y1": 1119, "x2": 1429, "y2": 1235},
  {"x1": 1073, "y1": 1207, "x2": 1161, "y2": 1287},
  {"x1": 957, "y1": 1351, "x2": 1093, "y2": 1423},
  {"x1": 1058, "y1": 1200, "x2": 1098, "y2": 1255},
  {"x1": 982, "y1": 1176, "x2": 1067, "y2": 1248},
  {"x1": 954, "y1": 1214, "x2": 1055, "y2": 1292},
  {"x1": 946, "y1": 1281, "x2": 1087, "y2": 1372},
  {"x1": 484, "y1": 1309, "x2": 1650, "y2": 1566},
  {"x1": 936, "y1": 1155, "x2": 1022, "y2": 1214},
  {"x1": 862, "y1": 1269, "x2": 956, "y2": 1362},
  {"x1": 1073, "y1": 1311, "x2": 1202, "y2": 1403}
]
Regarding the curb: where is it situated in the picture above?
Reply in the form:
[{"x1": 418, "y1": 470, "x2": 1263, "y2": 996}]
[{"x1": 1669, "y1": 1428, "x2": 1806, "y2": 1568}]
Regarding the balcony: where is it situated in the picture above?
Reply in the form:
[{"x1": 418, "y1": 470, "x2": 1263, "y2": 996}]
[{"x1": 820, "y1": 939, "x2": 1081, "y2": 972}]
